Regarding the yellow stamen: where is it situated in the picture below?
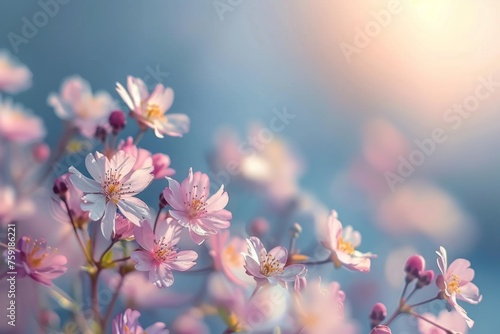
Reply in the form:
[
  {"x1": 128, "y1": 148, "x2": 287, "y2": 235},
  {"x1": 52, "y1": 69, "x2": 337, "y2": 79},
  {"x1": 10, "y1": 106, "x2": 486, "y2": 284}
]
[{"x1": 338, "y1": 237, "x2": 355, "y2": 254}]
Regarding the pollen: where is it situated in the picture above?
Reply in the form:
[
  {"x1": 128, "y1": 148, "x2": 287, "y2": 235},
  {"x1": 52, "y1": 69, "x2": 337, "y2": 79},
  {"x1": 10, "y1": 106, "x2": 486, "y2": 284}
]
[
  {"x1": 260, "y1": 253, "x2": 284, "y2": 277},
  {"x1": 337, "y1": 237, "x2": 355, "y2": 254},
  {"x1": 146, "y1": 104, "x2": 165, "y2": 121},
  {"x1": 447, "y1": 274, "x2": 461, "y2": 295},
  {"x1": 153, "y1": 237, "x2": 177, "y2": 262},
  {"x1": 102, "y1": 168, "x2": 133, "y2": 204},
  {"x1": 185, "y1": 185, "x2": 208, "y2": 218}
]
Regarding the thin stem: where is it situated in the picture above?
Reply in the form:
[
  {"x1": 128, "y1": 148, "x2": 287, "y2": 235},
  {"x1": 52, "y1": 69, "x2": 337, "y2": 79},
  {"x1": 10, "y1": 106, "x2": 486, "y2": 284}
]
[
  {"x1": 300, "y1": 258, "x2": 330, "y2": 266},
  {"x1": 49, "y1": 284, "x2": 92, "y2": 334},
  {"x1": 98, "y1": 242, "x2": 116, "y2": 265},
  {"x1": 112, "y1": 256, "x2": 131, "y2": 264},
  {"x1": 90, "y1": 271, "x2": 101, "y2": 325},
  {"x1": 101, "y1": 274, "x2": 126, "y2": 329},
  {"x1": 409, "y1": 296, "x2": 439, "y2": 308},
  {"x1": 249, "y1": 284, "x2": 262, "y2": 300},
  {"x1": 401, "y1": 281, "x2": 409, "y2": 300},
  {"x1": 133, "y1": 129, "x2": 146, "y2": 145},
  {"x1": 62, "y1": 198, "x2": 92, "y2": 264},
  {"x1": 153, "y1": 207, "x2": 162, "y2": 234},
  {"x1": 410, "y1": 311, "x2": 454, "y2": 334},
  {"x1": 405, "y1": 286, "x2": 418, "y2": 303}
]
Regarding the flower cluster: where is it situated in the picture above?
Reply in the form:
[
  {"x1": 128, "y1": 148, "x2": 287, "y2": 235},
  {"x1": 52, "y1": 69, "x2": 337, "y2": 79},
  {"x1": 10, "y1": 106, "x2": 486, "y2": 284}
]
[{"x1": 0, "y1": 51, "x2": 485, "y2": 334}]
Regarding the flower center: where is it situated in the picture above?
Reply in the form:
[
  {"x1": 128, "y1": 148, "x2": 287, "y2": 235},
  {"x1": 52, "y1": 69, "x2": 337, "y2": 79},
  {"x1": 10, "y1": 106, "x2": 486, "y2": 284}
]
[
  {"x1": 224, "y1": 245, "x2": 242, "y2": 266},
  {"x1": 102, "y1": 168, "x2": 131, "y2": 204},
  {"x1": 153, "y1": 238, "x2": 177, "y2": 262},
  {"x1": 260, "y1": 253, "x2": 284, "y2": 277},
  {"x1": 447, "y1": 274, "x2": 461, "y2": 295},
  {"x1": 185, "y1": 185, "x2": 208, "y2": 218},
  {"x1": 25, "y1": 238, "x2": 53, "y2": 269},
  {"x1": 146, "y1": 104, "x2": 165, "y2": 121},
  {"x1": 337, "y1": 237, "x2": 355, "y2": 254}
]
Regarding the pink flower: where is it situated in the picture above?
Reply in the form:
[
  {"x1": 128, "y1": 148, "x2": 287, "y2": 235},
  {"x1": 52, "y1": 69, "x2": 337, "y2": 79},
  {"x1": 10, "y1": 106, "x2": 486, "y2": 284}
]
[
  {"x1": 171, "y1": 309, "x2": 210, "y2": 334},
  {"x1": 118, "y1": 136, "x2": 153, "y2": 171},
  {"x1": 16, "y1": 236, "x2": 67, "y2": 286},
  {"x1": 131, "y1": 219, "x2": 198, "y2": 288},
  {"x1": 152, "y1": 153, "x2": 175, "y2": 179},
  {"x1": 436, "y1": 246, "x2": 482, "y2": 328},
  {"x1": 0, "y1": 51, "x2": 32, "y2": 94},
  {"x1": 0, "y1": 97, "x2": 45, "y2": 143},
  {"x1": 48, "y1": 76, "x2": 116, "y2": 138},
  {"x1": 208, "y1": 230, "x2": 254, "y2": 286},
  {"x1": 69, "y1": 150, "x2": 153, "y2": 239},
  {"x1": 163, "y1": 168, "x2": 232, "y2": 245},
  {"x1": 293, "y1": 279, "x2": 357, "y2": 334},
  {"x1": 321, "y1": 210, "x2": 376, "y2": 272},
  {"x1": 242, "y1": 236, "x2": 307, "y2": 288},
  {"x1": 114, "y1": 214, "x2": 135, "y2": 241},
  {"x1": 116, "y1": 76, "x2": 189, "y2": 138},
  {"x1": 112, "y1": 308, "x2": 169, "y2": 334},
  {"x1": 418, "y1": 310, "x2": 468, "y2": 334}
]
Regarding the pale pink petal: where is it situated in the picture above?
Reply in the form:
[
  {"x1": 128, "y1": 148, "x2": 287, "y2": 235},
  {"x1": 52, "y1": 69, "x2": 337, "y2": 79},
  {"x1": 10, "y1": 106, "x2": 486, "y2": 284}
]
[{"x1": 131, "y1": 250, "x2": 155, "y2": 271}]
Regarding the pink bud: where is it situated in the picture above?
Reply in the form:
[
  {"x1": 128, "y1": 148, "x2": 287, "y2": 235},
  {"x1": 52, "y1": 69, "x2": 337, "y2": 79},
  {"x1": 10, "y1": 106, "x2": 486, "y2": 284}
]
[
  {"x1": 370, "y1": 325, "x2": 392, "y2": 334},
  {"x1": 53, "y1": 175, "x2": 68, "y2": 197},
  {"x1": 109, "y1": 110, "x2": 127, "y2": 134},
  {"x1": 32, "y1": 143, "x2": 50, "y2": 163},
  {"x1": 404, "y1": 255, "x2": 426, "y2": 281},
  {"x1": 370, "y1": 302, "x2": 387, "y2": 326},
  {"x1": 152, "y1": 153, "x2": 175, "y2": 179},
  {"x1": 417, "y1": 269, "x2": 435, "y2": 288},
  {"x1": 248, "y1": 217, "x2": 269, "y2": 237},
  {"x1": 113, "y1": 214, "x2": 135, "y2": 241}
]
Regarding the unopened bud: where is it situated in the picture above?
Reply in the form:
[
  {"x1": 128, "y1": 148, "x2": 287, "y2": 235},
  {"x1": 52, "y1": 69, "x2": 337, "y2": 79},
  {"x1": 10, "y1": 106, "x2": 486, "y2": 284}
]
[
  {"x1": 159, "y1": 192, "x2": 169, "y2": 208},
  {"x1": 370, "y1": 325, "x2": 392, "y2": 334},
  {"x1": 53, "y1": 176, "x2": 69, "y2": 198},
  {"x1": 404, "y1": 255, "x2": 426, "y2": 282},
  {"x1": 109, "y1": 110, "x2": 127, "y2": 134},
  {"x1": 416, "y1": 269, "x2": 434, "y2": 288},
  {"x1": 95, "y1": 126, "x2": 107, "y2": 142},
  {"x1": 369, "y1": 302, "x2": 387, "y2": 327}
]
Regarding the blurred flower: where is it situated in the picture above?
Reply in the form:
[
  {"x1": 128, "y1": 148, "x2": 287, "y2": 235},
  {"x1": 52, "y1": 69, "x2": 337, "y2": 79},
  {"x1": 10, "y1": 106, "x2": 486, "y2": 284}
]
[
  {"x1": 16, "y1": 236, "x2": 67, "y2": 286},
  {"x1": 0, "y1": 51, "x2": 32, "y2": 94},
  {"x1": 418, "y1": 310, "x2": 468, "y2": 334},
  {"x1": 171, "y1": 308, "x2": 209, "y2": 334},
  {"x1": 0, "y1": 186, "x2": 35, "y2": 227},
  {"x1": 152, "y1": 153, "x2": 175, "y2": 179},
  {"x1": 118, "y1": 136, "x2": 153, "y2": 170},
  {"x1": 105, "y1": 271, "x2": 195, "y2": 309},
  {"x1": 208, "y1": 230, "x2": 254, "y2": 286},
  {"x1": 293, "y1": 279, "x2": 357, "y2": 334},
  {"x1": 112, "y1": 308, "x2": 169, "y2": 334},
  {"x1": 210, "y1": 127, "x2": 303, "y2": 205},
  {"x1": 51, "y1": 173, "x2": 89, "y2": 228},
  {"x1": 131, "y1": 219, "x2": 198, "y2": 288},
  {"x1": 242, "y1": 236, "x2": 306, "y2": 288},
  {"x1": 436, "y1": 246, "x2": 482, "y2": 328},
  {"x1": 321, "y1": 210, "x2": 376, "y2": 272},
  {"x1": 0, "y1": 97, "x2": 45, "y2": 143},
  {"x1": 69, "y1": 150, "x2": 153, "y2": 239},
  {"x1": 370, "y1": 325, "x2": 391, "y2": 334},
  {"x1": 32, "y1": 143, "x2": 50, "y2": 163},
  {"x1": 116, "y1": 76, "x2": 189, "y2": 138},
  {"x1": 48, "y1": 76, "x2": 116, "y2": 138},
  {"x1": 163, "y1": 168, "x2": 232, "y2": 245}
]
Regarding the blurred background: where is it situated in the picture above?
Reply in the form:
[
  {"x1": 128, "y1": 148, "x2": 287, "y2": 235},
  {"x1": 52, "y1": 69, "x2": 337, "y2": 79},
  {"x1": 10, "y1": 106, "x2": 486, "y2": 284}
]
[{"x1": 1, "y1": 0, "x2": 499, "y2": 332}]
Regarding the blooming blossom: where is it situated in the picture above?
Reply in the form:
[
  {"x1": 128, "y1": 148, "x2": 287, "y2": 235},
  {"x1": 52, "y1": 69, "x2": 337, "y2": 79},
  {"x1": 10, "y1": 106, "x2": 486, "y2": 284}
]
[
  {"x1": 163, "y1": 168, "x2": 232, "y2": 245},
  {"x1": 293, "y1": 279, "x2": 357, "y2": 334},
  {"x1": 48, "y1": 76, "x2": 116, "y2": 138},
  {"x1": 418, "y1": 310, "x2": 468, "y2": 334},
  {"x1": 112, "y1": 308, "x2": 169, "y2": 334},
  {"x1": 436, "y1": 246, "x2": 482, "y2": 328},
  {"x1": 16, "y1": 236, "x2": 68, "y2": 286},
  {"x1": 131, "y1": 219, "x2": 198, "y2": 288},
  {"x1": 321, "y1": 210, "x2": 376, "y2": 272},
  {"x1": 0, "y1": 97, "x2": 45, "y2": 143},
  {"x1": 116, "y1": 76, "x2": 189, "y2": 138},
  {"x1": 242, "y1": 236, "x2": 307, "y2": 288},
  {"x1": 0, "y1": 51, "x2": 32, "y2": 94},
  {"x1": 69, "y1": 150, "x2": 153, "y2": 239}
]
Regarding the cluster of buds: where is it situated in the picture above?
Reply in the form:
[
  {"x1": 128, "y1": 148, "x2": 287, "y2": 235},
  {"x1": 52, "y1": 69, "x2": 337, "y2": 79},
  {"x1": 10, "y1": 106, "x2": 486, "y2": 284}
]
[{"x1": 404, "y1": 254, "x2": 434, "y2": 290}]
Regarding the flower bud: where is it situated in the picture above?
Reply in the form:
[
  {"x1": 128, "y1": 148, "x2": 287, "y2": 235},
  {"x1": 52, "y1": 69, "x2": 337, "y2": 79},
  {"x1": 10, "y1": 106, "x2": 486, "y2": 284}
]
[
  {"x1": 95, "y1": 126, "x2": 107, "y2": 142},
  {"x1": 290, "y1": 222, "x2": 302, "y2": 238},
  {"x1": 370, "y1": 325, "x2": 392, "y2": 334},
  {"x1": 32, "y1": 143, "x2": 50, "y2": 163},
  {"x1": 416, "y1": 269, "x2": 434, "y2": 289},
  {"x1": 113, "y1": 214, "x2": 135, "y2": 241},
  {"x1": 404, "y1": 254, "x2": 425, "y2": 282},
  {"x1": 152, "y1": 153, "x2": 175, "y2": 179},
  {"x1": 53, "y1": 176, "x2": 68, "y2": 198},
  {"x1": 369, "y1": 302, "x2": 387, "y2": 327},
  {"x1": 109, "y1": 110, "x2": 127, "y2": 134},
  {"x1": 248, "y1": 217, "x2": 269, "y2": 237},
  {"x1": 159, "y1": 192, "x2": 169, "y2": 208}
]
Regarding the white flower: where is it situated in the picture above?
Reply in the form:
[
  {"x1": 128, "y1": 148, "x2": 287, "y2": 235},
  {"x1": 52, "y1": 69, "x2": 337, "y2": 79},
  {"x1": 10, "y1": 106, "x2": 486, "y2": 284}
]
[
  {"x1": 116, "y1": 76, "x2": 189, "y2": 138},
  {"x1": 69, "y1": 150, "x2": 153, "y2": 239}
]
